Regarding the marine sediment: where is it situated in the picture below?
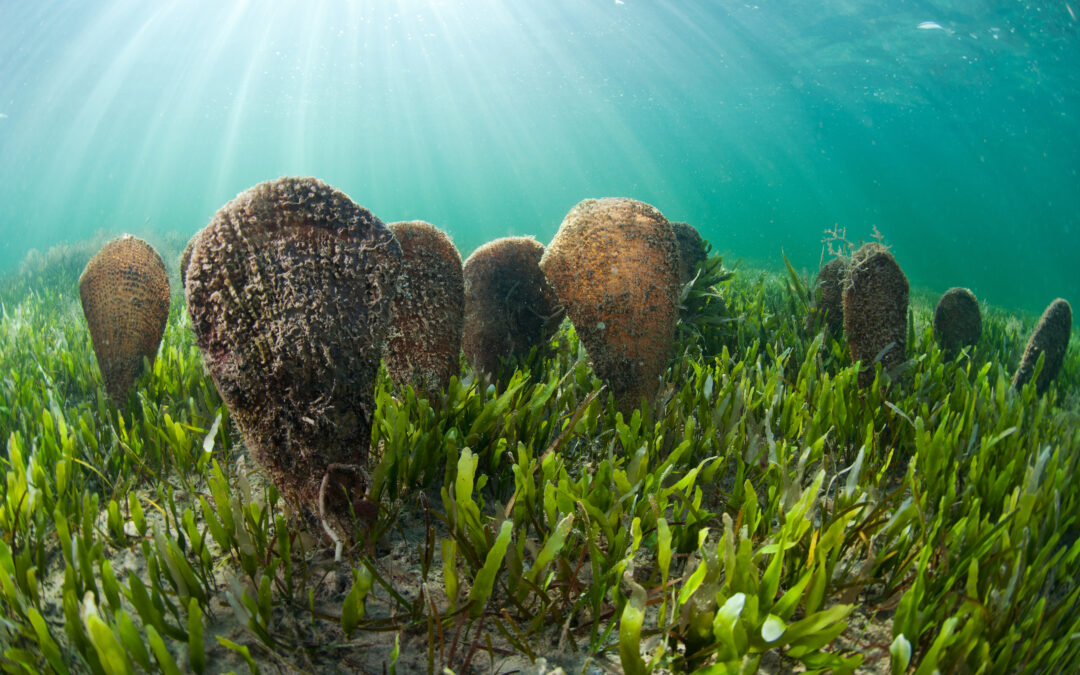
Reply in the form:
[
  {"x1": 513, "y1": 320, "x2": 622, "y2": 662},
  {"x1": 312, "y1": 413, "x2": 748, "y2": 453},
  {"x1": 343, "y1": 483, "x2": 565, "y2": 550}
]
[
  {"x1": 540, "y1": 197, "x2": 680, "y2": 415},
  {"x1": 461, "y1": 236, "x2": 563, "y2": 378},
  {"x1": 842, "y1": 242, "x2": 909, "y2": 388},
  {"x1": 185, "y1": 177, "x2": 402, "y2": 535},
  {"x1": 1012, "y1": 298, "x2": 1072, "y2": 395},
  {"x1": 78, "y1": 234, "x2": 171, "y2": 402},
  {"x1": 385, "y1": 221, "x2": 464, "y2": 397}
]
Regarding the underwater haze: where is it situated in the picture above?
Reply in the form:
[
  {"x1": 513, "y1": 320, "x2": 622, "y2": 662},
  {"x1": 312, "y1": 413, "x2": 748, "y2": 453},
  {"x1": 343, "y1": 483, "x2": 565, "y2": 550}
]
[{"x1": 0, "y1": 0, "x2": 1077, "y2": 321}]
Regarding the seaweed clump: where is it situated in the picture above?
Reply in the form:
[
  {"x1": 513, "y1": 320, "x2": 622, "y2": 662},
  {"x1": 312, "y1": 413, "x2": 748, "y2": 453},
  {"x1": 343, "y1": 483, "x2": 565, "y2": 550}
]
[
  {"x1": 462, "y1": 237, "x2": 563, "y2": 378},
  {"x1": 1012, "y1": 298, "x2": 1072, "y2": 395},
  {"x1": 540, "y1": 197, "x2": 680, "y2": 415},
  {"x1": 933, "y1": 287, "x2": 982, "y2": 356},
  {"x1": 384, "y1": 221, "x2": 464, "y2": 397},
  {"x1": 78, "y1": 234, "x2": 171, "y2": 402},
  {"x1": 842, "y1": 242, "x2": 909, "y2": 388},
  {"x1": 185, "y1": 177, "x2": 402, "y2": 535}
]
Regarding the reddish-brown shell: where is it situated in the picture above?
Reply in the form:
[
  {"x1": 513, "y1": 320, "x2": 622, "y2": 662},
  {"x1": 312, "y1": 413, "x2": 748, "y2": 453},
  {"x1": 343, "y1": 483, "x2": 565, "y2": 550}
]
[
  {"x1": 461, "y1": 237, "x2": 563, "y2": 378},
  {"x1": 842, "y1": 243, "x2": 909, "y2": 388},
  {"x1": 385, "y1": 221, "x2": 464, "y2": 397},
  {"x1": 79, "y1": 235, "x2": 171, "y2": 402},
  {"x1": 540, "y1": 198, "x2": 680, "y2": 415}
]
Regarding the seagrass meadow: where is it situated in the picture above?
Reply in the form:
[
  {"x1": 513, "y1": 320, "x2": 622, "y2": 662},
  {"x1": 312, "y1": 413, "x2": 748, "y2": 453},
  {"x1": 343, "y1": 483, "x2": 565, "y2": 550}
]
[{"x1": 0, "y1": 237, "x2": 1077, "y2": 674}]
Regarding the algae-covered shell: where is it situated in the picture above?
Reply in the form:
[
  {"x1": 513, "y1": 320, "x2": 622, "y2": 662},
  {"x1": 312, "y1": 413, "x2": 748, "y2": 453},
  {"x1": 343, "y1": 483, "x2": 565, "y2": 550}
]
[
  {"x1": 933, "y1": 287, "x2": 982, "y2": 355},
  {"x1": 810, "y1": 256, "x2": 849, "y2": 336},
  {"x1": 540, "y1": 198, "x2": 680, "y2": 415},
  {"x1": 79, "y1": 235, "x2": 171, "y2": 402},
  {"x1": 462, "y1": 236, "x2": 563, "y2": 377},
  {"x1": 385, "y1": 221, "x2": 464, "y2": 397},
  {"x1": 670, "y1": 221, "x2": 708, "y2": 286},
  {"x1": 1012, "y1": 298, "x2": 1072, "y2": 395},
  {"x1": 185, "y1": 177, "x2": 401, "y2": 532},
  {"x1": 179, "y1": 230, "x2": 202, "y2": 291},
  {"x1": 842, "y1": 242, "x2": 909, "y2": 388}
]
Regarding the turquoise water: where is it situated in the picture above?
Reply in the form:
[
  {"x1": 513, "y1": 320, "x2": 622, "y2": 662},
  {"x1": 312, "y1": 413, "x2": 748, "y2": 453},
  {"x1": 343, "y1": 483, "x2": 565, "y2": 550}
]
[{"x1": 0, "y1": 0, "x2": 1076, "y2": 320}]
